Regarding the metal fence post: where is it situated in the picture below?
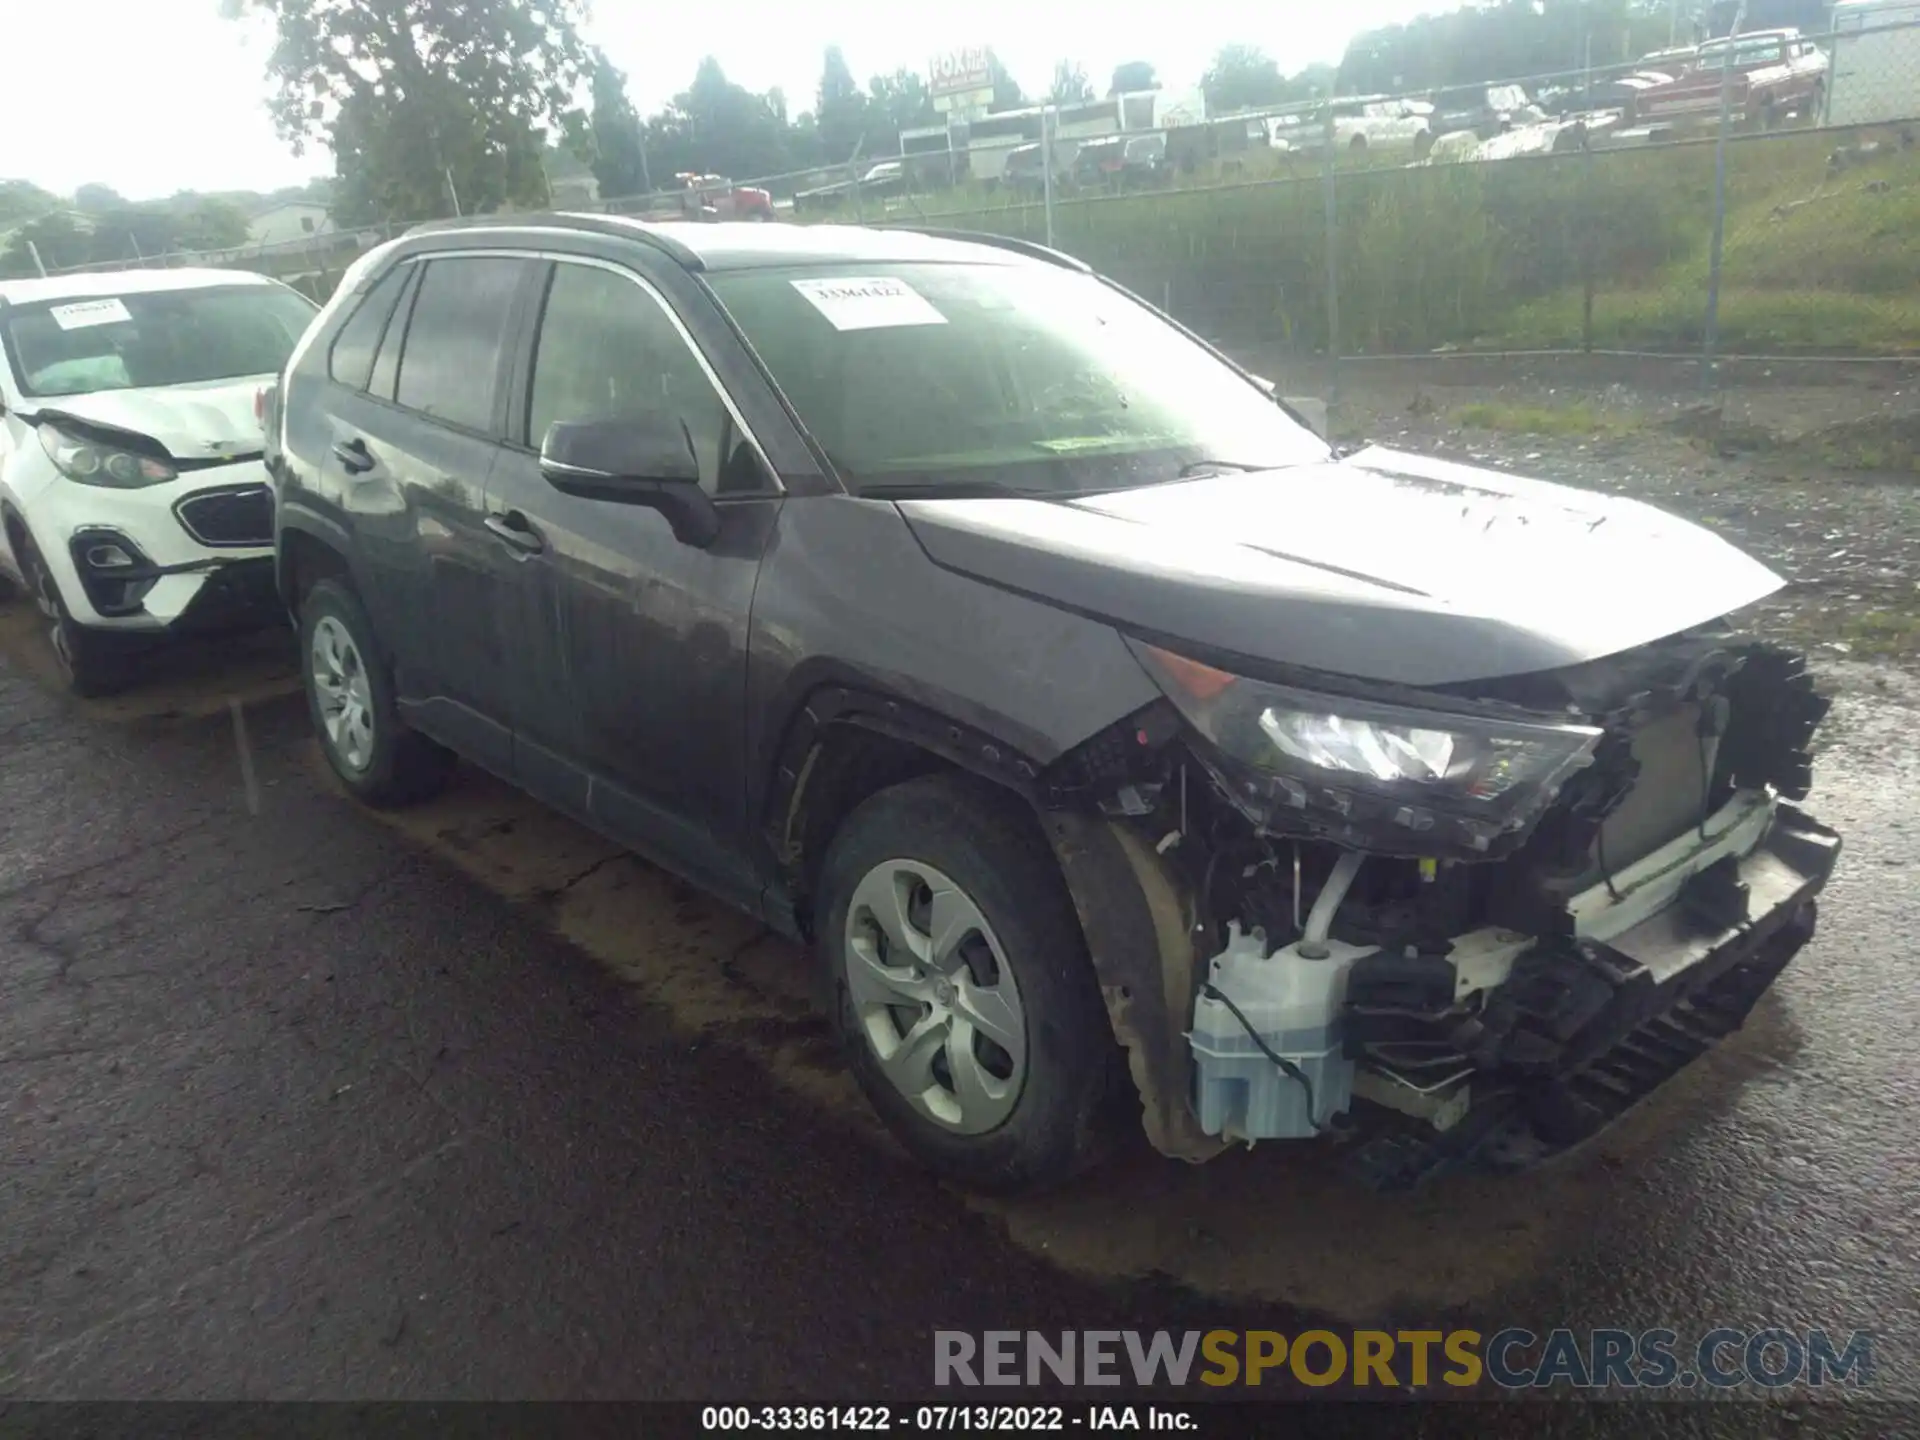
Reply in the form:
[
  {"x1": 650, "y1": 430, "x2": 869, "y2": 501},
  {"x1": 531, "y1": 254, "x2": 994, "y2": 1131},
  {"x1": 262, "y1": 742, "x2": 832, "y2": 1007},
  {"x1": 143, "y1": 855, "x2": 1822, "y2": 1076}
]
[
  {"x1": 1320, "y1": 95, "x2": 1341, "y2": 409},
  {"x1": 1581, "y1": 137, "x2": 1597, "y2": 353},
  {"x1": 1702, "y1": 2, "x2": 1747, "y2": 390},
  {"x1": 1042, "y1": 105, "x2": 1057, "y2": 249}
]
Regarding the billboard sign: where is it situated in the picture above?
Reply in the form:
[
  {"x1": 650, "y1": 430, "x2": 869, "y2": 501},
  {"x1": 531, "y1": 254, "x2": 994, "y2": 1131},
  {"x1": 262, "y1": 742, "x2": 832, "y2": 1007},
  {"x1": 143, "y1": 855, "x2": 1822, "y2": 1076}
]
[{"x1": 930, "y1": 47, "x2": 993, "y2": 97}]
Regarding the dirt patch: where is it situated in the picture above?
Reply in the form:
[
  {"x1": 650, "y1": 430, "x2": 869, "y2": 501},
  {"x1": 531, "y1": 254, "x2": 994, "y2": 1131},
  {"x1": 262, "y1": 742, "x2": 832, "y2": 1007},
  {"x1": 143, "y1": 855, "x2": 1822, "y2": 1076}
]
[{"x1": 1268, "y1": 357, "x2": 1920, "y2": 667}]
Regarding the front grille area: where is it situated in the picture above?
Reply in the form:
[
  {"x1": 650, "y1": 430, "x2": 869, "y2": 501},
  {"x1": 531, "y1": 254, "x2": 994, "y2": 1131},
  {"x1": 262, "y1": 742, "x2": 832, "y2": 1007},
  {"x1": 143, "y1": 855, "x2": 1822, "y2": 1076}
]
[
  {"x1": 175, "y1": 485, "x2": 273, "y2": 547},
  {"x1": 1593, "y1": 702, "x2": 1710, "y2": 874}
]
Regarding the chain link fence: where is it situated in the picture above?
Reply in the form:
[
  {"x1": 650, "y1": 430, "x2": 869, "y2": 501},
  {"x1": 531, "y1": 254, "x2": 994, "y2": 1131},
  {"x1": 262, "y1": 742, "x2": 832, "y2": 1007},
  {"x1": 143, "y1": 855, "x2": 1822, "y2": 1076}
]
[
  {"x1": 28, "y1": 17, "x2": 1920, "y2": 379},
  {"x1": 843, "y1": 16, "x2": 1920, "y2": 376}
]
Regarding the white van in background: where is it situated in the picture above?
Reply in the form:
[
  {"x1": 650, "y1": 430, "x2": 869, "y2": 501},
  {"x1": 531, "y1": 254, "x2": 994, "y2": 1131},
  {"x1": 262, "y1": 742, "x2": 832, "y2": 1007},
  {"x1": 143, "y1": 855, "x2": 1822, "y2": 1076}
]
[{"x1": 1828, "y1": 0, "x2": 1920, "y2": 126}]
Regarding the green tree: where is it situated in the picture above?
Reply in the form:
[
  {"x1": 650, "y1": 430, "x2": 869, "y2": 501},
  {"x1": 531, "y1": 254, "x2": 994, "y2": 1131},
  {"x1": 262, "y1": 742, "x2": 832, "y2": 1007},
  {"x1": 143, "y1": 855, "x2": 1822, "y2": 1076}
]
[
  {"x1": 72, "y1": 184, "x2": 127, "y2": 215},
  {"x1": 588, "y1": 52, "x2": 650, "y2": 198},
  {"x1": 986, "y1": 51, "x2": 1026, "y2": 112},
  {"x1": 0, "y1": 180, "x2": 61, "y2": 231},
  {"x1": 0, "y1": 211, "x2": 92, "y2": 277},
  {"x1": 646, "y1": 59, "x2": 794, "y2": 183},
  {"x1": 1202, "y1": 44, "x2": 1288, "y2": 112},
  {"x1": 867, "y1": 68, "x2": 935, "y2": 155},
  {"x1": 1109, "y1": 61, "x2": 1158, "y2": 96},
  {"x1": 817, "y1": 46, "x2": 870, "y2": 163},
  {"x1": 175, "y1": 196, "x2": 252, "y2": 251},
  {"x1": 85, "y1": 205, "x2": 182, "y2": 263},
  {"x1": 225, "y1": 0, "x2": 591, "y2": 222},
  {"x1": 1048, "y1": 60, "x2": 1094, "y2": 106},
  {"x1": 1339, "y1": 0, "x2": 1678, "y2": 95}
]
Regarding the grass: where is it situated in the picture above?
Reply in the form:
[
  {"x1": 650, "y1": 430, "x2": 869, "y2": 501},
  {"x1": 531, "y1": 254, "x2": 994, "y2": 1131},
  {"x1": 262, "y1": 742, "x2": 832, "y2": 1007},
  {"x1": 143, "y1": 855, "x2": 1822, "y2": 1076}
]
[
  {"x1": 1452, "y1": 402, "x2": 1625, "y2": 436},
  {"x1": 1834, "y1": 606, "x2": 1920, "y2": 660},
  {"x1": 892, "y1": 126, "x2": 1920, "y2": 356}
]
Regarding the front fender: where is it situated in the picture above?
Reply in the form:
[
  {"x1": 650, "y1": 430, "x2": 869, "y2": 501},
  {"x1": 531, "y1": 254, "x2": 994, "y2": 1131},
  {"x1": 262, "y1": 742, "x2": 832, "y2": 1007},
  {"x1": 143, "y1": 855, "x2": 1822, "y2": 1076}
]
[{"x1": 1041, "y1": 807, "x2": 1226, "y2": 1163}]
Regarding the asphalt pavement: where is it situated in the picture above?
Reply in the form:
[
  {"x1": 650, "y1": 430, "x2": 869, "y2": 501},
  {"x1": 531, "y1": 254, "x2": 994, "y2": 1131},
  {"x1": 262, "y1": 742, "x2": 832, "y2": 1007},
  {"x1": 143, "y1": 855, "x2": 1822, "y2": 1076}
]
[{"x1": 1, "y1": 605, "x2": 1917, "y2": 1433}]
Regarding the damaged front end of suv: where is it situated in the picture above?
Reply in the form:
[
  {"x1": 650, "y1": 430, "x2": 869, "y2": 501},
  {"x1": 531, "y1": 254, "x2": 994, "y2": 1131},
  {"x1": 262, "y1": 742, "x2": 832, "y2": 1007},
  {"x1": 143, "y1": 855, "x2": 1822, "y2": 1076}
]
[{"x1": 1036, "y1": 612, "x2": 1838, "y2": 1190}]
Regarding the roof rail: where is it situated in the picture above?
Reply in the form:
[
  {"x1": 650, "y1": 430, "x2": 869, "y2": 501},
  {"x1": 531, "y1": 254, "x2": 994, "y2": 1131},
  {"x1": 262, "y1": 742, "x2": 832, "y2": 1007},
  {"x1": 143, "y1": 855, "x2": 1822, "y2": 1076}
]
[
  {"x1": 891, "y1": 228, "x2": 1090, "y2": 273},
  {"x1": 399, "y1": 211, "x2": 705, "y2": 270}
]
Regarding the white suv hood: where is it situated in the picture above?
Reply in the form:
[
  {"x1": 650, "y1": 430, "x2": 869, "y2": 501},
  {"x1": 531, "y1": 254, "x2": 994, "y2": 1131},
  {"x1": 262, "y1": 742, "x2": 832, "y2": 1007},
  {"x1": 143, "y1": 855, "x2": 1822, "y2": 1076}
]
[{"x1": 33, "y1": 376, "x2": 267, "y2": 460}]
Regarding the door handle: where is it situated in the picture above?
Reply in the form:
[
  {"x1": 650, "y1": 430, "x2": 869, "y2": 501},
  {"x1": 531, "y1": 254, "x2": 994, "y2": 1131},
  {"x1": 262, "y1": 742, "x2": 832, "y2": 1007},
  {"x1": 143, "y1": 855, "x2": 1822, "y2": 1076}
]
[
  {"x1": 331, "y1": 436, "x2": 375, "y2": 474},
  {"x1": 485, "y1": 511, "x2": 545, "y2": 554}
]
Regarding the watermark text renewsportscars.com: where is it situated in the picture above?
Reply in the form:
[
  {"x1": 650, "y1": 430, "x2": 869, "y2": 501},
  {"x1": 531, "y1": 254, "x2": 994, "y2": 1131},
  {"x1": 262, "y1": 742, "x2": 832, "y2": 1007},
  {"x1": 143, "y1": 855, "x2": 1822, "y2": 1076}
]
[{"x1": 933, "y1": 1328, "x2": 1873, "y2": 1392}]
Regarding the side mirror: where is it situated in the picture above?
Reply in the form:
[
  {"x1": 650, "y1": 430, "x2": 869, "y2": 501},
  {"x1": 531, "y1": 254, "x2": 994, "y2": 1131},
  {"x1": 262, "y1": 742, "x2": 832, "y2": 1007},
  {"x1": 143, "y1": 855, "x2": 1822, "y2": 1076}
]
[{"x1": 539, "y1": 417, "x2": 721, "y2": 548}]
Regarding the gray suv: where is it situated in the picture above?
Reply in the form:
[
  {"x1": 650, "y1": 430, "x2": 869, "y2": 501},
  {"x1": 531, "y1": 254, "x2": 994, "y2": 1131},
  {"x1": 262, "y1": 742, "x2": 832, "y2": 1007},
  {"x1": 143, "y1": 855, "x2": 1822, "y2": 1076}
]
[{"x1": 267, "y1": 215, "x2": 1838, "y2": 1194}]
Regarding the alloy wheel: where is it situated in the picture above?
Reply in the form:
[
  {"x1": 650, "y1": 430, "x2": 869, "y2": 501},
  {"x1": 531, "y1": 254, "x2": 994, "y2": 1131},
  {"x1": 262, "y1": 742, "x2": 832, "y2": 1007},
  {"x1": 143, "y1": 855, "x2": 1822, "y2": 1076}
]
[
  {"x1": 310, "y1": 614, "x2": 376, "y2": 772},
  {"x1": 842, "y1": 858, "x2": 1029, "y2": 1135}
]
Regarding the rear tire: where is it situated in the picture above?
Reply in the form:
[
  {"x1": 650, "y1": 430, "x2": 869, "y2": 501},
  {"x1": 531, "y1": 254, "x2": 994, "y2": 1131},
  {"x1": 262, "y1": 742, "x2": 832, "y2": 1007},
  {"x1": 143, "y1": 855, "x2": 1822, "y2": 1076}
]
[
  {"x1": 818, "y1": 773, "x2": 1128, "y2": 1194},
  {"x1": 299, "y1": 577, "x2": 453, "y2": 807}
]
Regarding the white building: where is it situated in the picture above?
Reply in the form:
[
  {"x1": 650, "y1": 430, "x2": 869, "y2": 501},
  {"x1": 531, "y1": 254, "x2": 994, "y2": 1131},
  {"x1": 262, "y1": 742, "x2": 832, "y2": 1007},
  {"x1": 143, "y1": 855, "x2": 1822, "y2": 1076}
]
[{"x1": 246, "y1": 202, "x2": 335, "y2": 248}]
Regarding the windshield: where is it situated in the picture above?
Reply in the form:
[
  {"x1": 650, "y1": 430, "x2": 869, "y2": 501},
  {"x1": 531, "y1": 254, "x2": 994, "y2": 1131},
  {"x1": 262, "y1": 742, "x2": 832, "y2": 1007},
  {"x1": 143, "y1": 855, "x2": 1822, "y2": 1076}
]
[
  {"x1": 2, "y1": 284, "x2": 318, "y2": 398},
  {"x1": 709, "y1": 262, "x2": 1326, "y2": 496},
  {"x1": 1698, "y1": 36, "x2": 1786, "y2": 66}
]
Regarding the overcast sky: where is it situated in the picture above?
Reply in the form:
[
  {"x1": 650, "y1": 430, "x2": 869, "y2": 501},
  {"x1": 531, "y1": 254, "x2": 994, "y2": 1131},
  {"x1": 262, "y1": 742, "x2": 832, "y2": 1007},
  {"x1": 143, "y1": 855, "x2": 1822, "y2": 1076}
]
[{"x1": 3, "y1": 1, "x2": 1449, "y2": 200}]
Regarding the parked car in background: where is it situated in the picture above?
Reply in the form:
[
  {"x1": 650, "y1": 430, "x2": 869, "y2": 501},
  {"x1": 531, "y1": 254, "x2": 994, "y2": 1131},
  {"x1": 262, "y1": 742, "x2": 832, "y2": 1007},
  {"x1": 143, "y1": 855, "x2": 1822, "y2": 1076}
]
[
  {"x1": 667, "y1": 174, "x2": 776, "y2": 223},
  {"x1": 1430, "y1": 83, "x2": 1548, "y2": 139},
  {"x1": 1274, "y1": 97, "x2": 1440, "y2": 158},
  {"x1": 794, "y1": 161, "x2": 908, "y2": 214},
  {"x1": 1629, "y1": 29, "x2": 1829, "y2": 126},
  {"x1": 0, "y1": 269, "x2": 318, "y2": 693},
  {"x1": 1067, "y1": 133, "x2": 1172, "y2": 190},
  {"x1": 268, "y1": 214, "x2": 1839, "y2": 1197},
  {"x1": 1002, "y1": 142, "x2": 1080, "y2": 196}
]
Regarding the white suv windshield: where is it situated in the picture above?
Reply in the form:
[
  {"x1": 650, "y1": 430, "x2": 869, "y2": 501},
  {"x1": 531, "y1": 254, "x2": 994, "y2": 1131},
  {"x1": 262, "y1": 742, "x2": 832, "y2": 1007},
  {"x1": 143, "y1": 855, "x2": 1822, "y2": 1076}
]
[
  {"x1": 709, "y1": 262, "x2": 1326, "y2": 495},
  {"x1": 2, "y1": 284, "x2": 319, "y2": 398}
]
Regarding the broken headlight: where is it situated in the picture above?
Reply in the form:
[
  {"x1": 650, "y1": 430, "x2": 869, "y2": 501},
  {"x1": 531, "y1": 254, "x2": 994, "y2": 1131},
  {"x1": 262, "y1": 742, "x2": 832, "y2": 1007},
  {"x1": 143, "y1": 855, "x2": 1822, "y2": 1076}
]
[
  {"x1": 38, "y1": 423, "x2": 176, "y2": 488},
  {"x1": 1129, "y1": 640, "x2": 1603, "y2": 859}
]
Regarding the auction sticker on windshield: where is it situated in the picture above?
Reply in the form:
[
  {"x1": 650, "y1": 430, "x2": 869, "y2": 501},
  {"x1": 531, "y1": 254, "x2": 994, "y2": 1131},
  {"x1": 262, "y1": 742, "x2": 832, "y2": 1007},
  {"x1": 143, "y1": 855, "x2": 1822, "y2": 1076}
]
[
  {"x1": 48, "y1": 298, "x2": 133, "y2": 331},
  {"x1": 792, "y1": 277, "x2": 947, "y2": 331}
]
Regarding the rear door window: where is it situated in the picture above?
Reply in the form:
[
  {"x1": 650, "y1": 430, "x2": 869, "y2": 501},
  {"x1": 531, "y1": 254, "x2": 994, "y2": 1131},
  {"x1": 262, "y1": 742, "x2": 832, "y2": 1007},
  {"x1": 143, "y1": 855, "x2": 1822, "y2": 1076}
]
[{"x1": 394, "y1": 256, "x2": 531, "y2": 434}]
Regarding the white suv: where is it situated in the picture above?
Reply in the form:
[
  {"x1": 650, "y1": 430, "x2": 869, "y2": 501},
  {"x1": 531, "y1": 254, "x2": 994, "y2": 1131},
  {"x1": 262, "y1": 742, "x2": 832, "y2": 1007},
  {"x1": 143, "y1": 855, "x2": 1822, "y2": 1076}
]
[{"x1": 0, "y1": 269, "x2": 317, "y2": 693}]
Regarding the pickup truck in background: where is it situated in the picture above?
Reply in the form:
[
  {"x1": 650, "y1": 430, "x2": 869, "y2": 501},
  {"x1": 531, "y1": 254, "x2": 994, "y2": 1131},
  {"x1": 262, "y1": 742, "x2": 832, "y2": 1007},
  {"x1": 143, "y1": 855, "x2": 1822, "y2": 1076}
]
[
  {"x1": 1266, "y1": 97, "x2": 1440, "y2": 159},
  {"x1": 1430, "y1": 83, "x2": 1549, "y2": 139},
  {"x1": 620, "y1": 173, "x2": 777, "y2": 223},
  {"x1": 1628, "y1": 29, "x2": 1830, "y2": 127},
  {"x1": 793, "y1": 161, "x2": 908, "y2": 215}
]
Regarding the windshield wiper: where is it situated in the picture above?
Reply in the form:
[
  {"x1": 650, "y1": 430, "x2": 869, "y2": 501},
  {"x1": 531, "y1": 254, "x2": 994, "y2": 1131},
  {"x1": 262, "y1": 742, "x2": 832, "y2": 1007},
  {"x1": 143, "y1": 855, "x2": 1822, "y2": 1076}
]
[
  {"x1": 858, "y1": 480, "x2": 1058, "y2": 500},
  {"x1": 1176, "y1": 460, "x2": 1271, "y2": 479}
]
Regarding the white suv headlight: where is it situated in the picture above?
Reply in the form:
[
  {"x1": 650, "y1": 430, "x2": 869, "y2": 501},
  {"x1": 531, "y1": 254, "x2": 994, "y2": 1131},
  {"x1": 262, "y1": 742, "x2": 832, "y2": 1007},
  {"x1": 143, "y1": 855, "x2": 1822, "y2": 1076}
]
[{"x1": 38, "y1": 423, "x2": 177, "y2": 488}]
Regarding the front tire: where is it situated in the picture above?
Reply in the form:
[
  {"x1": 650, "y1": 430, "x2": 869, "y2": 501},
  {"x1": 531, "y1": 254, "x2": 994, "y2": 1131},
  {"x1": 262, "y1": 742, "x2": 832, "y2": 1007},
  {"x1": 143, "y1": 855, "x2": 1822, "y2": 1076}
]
[
  {"x1": 16, "y1": 531, "x2": 134, "y2": 697},
  {"x1": 299, "y1": 577, "x2": 453, "y2": 807},
  {"x1": 818, "y1": 773, "x2": 1127, "y2": 1194}
]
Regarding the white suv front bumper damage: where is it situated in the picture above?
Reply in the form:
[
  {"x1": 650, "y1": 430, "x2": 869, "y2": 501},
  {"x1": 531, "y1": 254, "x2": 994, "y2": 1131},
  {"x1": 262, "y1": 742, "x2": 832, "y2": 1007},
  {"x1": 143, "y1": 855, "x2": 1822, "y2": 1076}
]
[{"x1": 21, "y1": 460, "x2": 277, "y2": 633}]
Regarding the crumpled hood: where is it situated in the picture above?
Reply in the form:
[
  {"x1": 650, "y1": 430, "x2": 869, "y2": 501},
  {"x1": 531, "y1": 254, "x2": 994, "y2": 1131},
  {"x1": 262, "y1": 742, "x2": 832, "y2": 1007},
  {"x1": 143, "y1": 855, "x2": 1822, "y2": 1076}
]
[
  {"x1": 34, "y1": 376, "x2": 267, "y2": 461},
  {"x1": 897, "y1": 445, "x2": 1784, "y2": 687}
]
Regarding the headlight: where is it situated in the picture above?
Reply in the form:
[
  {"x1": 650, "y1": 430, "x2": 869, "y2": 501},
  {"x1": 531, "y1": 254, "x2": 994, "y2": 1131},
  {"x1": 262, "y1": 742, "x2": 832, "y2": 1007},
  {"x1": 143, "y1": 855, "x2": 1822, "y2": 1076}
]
[
  {"x1": 38, "y1": 424, "x2": 176, "y2": 488},
  {"x1": 1129, "y1": 639, "x2": 1602, "y2": 859}
]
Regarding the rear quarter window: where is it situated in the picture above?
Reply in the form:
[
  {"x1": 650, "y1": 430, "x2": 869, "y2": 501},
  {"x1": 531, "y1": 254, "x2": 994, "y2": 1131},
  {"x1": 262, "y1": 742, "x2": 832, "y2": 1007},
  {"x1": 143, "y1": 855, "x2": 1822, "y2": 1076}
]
[{"x1": 327, "y1": 264, "x2": 410, "y2": 392}]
